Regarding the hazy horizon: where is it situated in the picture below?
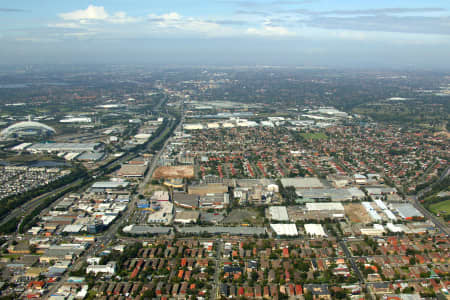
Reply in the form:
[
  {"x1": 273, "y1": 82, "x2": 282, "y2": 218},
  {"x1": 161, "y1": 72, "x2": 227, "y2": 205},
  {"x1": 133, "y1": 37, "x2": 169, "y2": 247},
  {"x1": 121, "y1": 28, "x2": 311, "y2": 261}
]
[{"x1": 1, "y1": 0, "x2": 450, "y2": 69}]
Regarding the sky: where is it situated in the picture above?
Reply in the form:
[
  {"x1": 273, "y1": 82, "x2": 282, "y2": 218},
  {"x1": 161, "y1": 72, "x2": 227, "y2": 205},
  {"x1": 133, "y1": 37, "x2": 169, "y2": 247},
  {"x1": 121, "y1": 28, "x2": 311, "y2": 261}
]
[{"x1": 1, "y1": 0, "x2": 450, "y2": 68}]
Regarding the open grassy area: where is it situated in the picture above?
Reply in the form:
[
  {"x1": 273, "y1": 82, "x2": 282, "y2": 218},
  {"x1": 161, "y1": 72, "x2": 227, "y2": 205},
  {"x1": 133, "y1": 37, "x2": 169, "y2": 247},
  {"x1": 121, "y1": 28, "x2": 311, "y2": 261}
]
[
  {"x1": 300, "y1": 132, "x2": 328, "y2": 140},
  {"x1": 223, "y1": 208, "x2": 265, "y2": 225},
  {"x1": 142, "y1": 184, "x2": 167, "y2": 196},
  {"x1": 429, "y1": 199, "x2": 450, "y2": 217}
]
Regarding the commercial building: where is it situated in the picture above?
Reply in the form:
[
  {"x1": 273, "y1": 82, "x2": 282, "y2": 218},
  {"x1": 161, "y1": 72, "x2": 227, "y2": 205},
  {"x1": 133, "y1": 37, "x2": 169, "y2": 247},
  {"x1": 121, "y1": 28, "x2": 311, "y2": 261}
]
[
  {"x1": 40, "y1": 244, "x2": 86, "y2": 263},
  {"x1": 298, "y1": 188, "x2": 364, "y2": 202},
  {"x1": 134, "y1": 133, "x2": 151, "y2": 143},
  {"x1": 362, "y1": 202, "x2": 382, "y2": 222},
  {"x1": 392, "y1": 204, "x2": 424, "y2": 220},
  {"x1": 28, "y1": 143, "x2": 101, "y2": 153},
  {"x1": 146, "y1": 191, "x2": 173, "y2": 224},
  {"x1": 268, "y1": 206, "x2": 289, "y2": 221},
  {"x1": 305, "y1": 202, "x2": 344, "y2": 212},
  {"x1": 86, "y1": 262, "x2": 116, "y2": 276},
  {"x1": 178, "y1": 226, "x2": 266, "y2": 236},
  {"x1": 188, "y1": 183, "x2": 228, "y2": 195},
  {"x1": 199, "y1": 193, "x2": 229, "y2": 209},
  {"x1": 280, "y1": 177, "x2": 324, "y2": 190},
  {"x1": 360, "y1": 224, "x2": 385, "y2": 236},
  {"x1": 173, "y1": 192, "x2": 199, "y2": 209},
  {"x1": 174, "y1": 211, "x2": 200, "y2": 224},
  {"x1": 122, "y1": 225, "x2": 171, "y2": 235},
  {"x1": 304, "y1": 224, "x2": 327, "y2": 237},
  {"x1": 234, "y1": 179, "x2": 279, "y2": 205},
  {"x1": 76, "y1": 152, "x2": 105, "y2": 162},
  {"x1": 270, "y1": 224, "x2": 298, "y2": 236},
  {"x1": 184, "y1": 123, "x2": 204, "y2": 130},
  {"x1": 91, "y1": 181, "x2": 129, "y2": 191},
  {"x1": 117, "y1": 163, "x2": 148, "y2": 178},
  {"x1": 366, "y1": 187, "x2": 397, "y2": 197},
  {"x1": 60, "y1": 117, "x2": 92, "y2": 123}
]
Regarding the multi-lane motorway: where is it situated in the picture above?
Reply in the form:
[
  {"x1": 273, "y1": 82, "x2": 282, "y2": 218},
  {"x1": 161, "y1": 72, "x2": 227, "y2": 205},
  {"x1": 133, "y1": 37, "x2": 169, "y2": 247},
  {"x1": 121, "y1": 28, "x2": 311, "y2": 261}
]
[{"x1": 45, "y1": 112, "x2": 181, "y2": 298}]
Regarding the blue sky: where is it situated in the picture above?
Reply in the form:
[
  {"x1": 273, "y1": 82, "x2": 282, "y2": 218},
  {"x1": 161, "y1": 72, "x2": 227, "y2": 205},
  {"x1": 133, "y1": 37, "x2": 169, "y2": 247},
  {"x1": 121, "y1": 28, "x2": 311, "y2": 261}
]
[{"x1": 1, "y1": 0, "x2": 450, "y2": 68}]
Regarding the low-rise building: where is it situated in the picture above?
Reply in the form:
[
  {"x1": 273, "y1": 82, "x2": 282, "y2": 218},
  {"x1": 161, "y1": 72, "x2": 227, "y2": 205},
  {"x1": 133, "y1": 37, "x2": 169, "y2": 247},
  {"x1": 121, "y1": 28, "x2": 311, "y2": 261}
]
[
  {"x1": 86, "y1": 261, "x2": 116, "y2": 276},
  {"x1": 174, "y1": 211, "x2": 200, "y2": 224}
]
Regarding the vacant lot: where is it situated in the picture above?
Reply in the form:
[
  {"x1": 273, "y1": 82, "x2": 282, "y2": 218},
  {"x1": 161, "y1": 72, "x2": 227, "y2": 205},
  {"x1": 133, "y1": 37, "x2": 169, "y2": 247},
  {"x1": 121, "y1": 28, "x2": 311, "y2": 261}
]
[
  {"x1": 430, "y1": 199, "x2": 450, "y2": 218},
  {"x1": 223, "y1": 208, "x2": 263, "y2": 225},
  {"x1": 345, "y1": 203, "x2": 371, "y2": 223},
  {"x1": 152, "y1": 165, "x2": 195, "y2": 179}
]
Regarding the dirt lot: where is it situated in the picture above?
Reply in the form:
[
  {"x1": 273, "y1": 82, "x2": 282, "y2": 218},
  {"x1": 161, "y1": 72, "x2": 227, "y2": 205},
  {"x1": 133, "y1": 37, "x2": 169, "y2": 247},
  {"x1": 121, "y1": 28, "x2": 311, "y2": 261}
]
[
  {"x1": 152, "y1": 165, "x2": 195, "y2": 179},
  {"x1": 141, "y1": 184, "x2": 168, "y2": 196},
  {"x1": 223, "y1": 208, "x2": 264, "y2": 225},
  {"x1": 345, "y1": 203, "x2": 371, "y2": 223}
]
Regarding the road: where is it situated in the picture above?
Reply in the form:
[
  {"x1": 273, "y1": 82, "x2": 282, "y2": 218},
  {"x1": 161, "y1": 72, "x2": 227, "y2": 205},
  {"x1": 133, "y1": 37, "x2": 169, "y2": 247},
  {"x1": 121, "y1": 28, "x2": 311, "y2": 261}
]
[
  {"x1": 416, "y1": 165, "x2": 450, "y2": 199},
  {"x1": 211, "y1": 238, "x2": 222, "y2": 300},
  {"x1": 339, "y1": 241, "x2": 365, "y2": 283},
  {"x1": 410, "y1": 196, "x2": 449, "y2": 235},
  {"x1": 410, "y1": 165, "x2": 450, "y2": 236},
  {"x1": 138, "y1": 115, "x2": 184, "y2": 195},
  {"x1": 0, "y1": 177, "x2": 85, "y2": 229},
  {"x1": 1, "y1": 149, "x2": 140, "y2": 232},
  {"x1": 45, "y1": 111, "x2": 181, "y2": 298}
]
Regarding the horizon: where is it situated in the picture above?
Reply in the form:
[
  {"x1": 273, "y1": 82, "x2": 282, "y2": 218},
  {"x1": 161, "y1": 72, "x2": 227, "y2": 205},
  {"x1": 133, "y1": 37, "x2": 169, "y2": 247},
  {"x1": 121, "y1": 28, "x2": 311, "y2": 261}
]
[{"x1": 1, "y1": 0, "x2": 450, "y2": 69}]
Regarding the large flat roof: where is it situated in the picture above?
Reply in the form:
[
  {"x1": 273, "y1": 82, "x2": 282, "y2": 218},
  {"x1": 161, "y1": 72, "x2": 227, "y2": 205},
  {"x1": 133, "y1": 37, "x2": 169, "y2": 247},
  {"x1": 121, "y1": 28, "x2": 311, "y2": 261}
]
[
  {"x1": 268, "y1": 206, "x2": 289, "y2": 221},
  {"x1": 174, "y1": 211, "x2": 200, "y2": 221},
  {"x1": 91, "y1": 181, "x2": 129, "y2": 189},
  {"x1": 270, "y1": 224, "x2": 298, "y2": 236},
  {"x1": 280, "y1": 177, "x2": 324, "y2": 189},
  {"x1": 306, "y1": 202, "x2": 344, "y2": 211},
  {"x1": 298, "y1": 188, "x2": 358, "y2": 201},
  {"x1": 173, "y1": 192, "x2": 199, "y2": 208},
  {"x1": 304, "y1": 224, "x2": 326, "y2": 236},
  {"x1": 178, "y1": 226, "x2": 266, "y2": 236},
  {"x1": 29, "y1": 143, "x2": 100, "y2": 150},
  {"x1": 77, "y1": 152, "x2": 104, "y2": 161},
  {"x1": 122, "y1": 225, "x2": 171, "y2": 235},
  {"x1": 392, "y1": 204, "x2": 423, "y2": 219},
  {"x1": 118, "y1": 164, "x2": 148, "y2": 176}
]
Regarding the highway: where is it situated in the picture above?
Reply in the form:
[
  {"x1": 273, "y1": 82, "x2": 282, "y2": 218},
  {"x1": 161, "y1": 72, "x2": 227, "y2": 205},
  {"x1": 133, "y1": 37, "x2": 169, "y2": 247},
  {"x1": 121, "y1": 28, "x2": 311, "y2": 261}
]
[
  {"x1": 44, "y1": 110, "x2": 181, "y2": 298},
  {"x1": 410, "y1": 196, "x2": 449, "y2": 235},
  {"x1": 411, "y1": 165, "x2": 450, "y2": 236},
  {"x1": 0, "y1": 177, "x2": 85, "y2": 230}
]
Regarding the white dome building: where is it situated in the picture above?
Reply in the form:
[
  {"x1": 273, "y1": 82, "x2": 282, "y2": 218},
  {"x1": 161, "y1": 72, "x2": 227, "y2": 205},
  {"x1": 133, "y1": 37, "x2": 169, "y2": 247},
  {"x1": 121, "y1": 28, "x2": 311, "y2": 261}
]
[{"x1": 0, "y1": 121, "x2": 56, "y2": 139}]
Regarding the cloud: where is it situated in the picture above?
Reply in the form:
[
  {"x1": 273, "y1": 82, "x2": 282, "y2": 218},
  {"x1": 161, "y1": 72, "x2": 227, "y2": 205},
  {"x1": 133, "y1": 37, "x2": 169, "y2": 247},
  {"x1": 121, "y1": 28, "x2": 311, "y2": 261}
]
[
  {"x1": 235, "y1": 10, "x2": 270, "y2": 16},
  {"x1": 303, "y1": 15, "x2": 450, "y2": 36},
  {"x1": 320, "y1": 7, "x2": 447, "y2": 16},
  {"x1": 60, "y1": 5, "x2": 108, "y2": 21},
  {"x1": 63, "y1": 31, "x2": 97, "y2": 38},
  {"x1": 247, "y1": 25, "x2": 294, "y2": 36},
  {"x1": 0, "y1": 8, "x2": 29, "y2": 12},
  {"x1": 109, "y1": 12, "x2": 140, "y2": 24},
  {"x1": 48, "y1": 4, "x2": 450, "y2": 42},
  {"x1": 210, "y1": 19, "x2": 248, "y2": 25},
  {"x1": 59, "y1": 5, "x2": 138, "y2": 24},
  {"x1": 48, "y1": 22, "x2": 81, "y2": 29},
  {"x1": 291, "y1": 26, "x2": 450, "y2": 46},
  {"x1": 226, "y1": 0, "x2": 315, "y2": 8},
  {"x1": 148, "y1": 12, "x2": 182, "y2": 25},
  {"x1": 292, "y1": 7, "x2": 447, "y2": 16},
  {"x1": 147, "y1": 12, "x2": 239, "y2": 36}
]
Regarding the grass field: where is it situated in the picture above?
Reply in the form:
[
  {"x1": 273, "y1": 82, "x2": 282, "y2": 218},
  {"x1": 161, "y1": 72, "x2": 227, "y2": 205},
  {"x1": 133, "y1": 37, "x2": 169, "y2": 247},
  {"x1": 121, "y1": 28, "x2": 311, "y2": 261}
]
[
  {"x1": 429, "y1": 199, "x2": 450, "y2": 217},
  {"x1": 300, "y1": 132, "x2": 328, "y2": 140},
  {"x1": 223, "y1": 208, "x2": 264, "y2": 225}
]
